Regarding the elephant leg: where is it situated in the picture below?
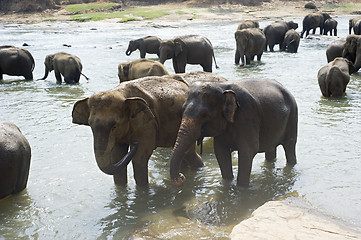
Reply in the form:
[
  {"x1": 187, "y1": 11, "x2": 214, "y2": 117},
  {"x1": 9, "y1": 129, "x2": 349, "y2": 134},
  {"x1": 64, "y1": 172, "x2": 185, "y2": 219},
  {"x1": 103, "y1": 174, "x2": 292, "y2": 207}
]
[
  {"x1": 245, "y1": 56, "x2": 251, "y2": 65},
  {"x1": 140, "y1": 51, "x2": 146, "y2": 58},
  {"x1": 312, "y1": 28, "x2": 316, "y2": 34},
  {"x1": 201, "y1": 63, "x2": 212, "y2": 73},
  {"x1": 283, "y1": 139, "x2": 297, "y2": 166},
  {"x1": 172, "y1": 59, "x2": 179, "y2": 73},
  {"x1": 113, "y1": 168, "x2": 127, "y2": 186},
  {"x1": 237, "y1": 151, "x2": 256, "y2": 187},
  {"x1": 269, "y1": 44, "x2": 275, "y2": 52},
  {"x1": 334, "y1": 29, "x2": 337, "y2": 36},
  {"x1": 23, "y1": 71, "x2": 33, "y2": 80},
  {"x1": 235, "y1": 50, "x2": 241, "y2": 64},
  {"x1": 132, "y1": 149, "x2": 152, "y2": 186},
  {"x1": 176, "y1": 63, "x2": 186, "y2": 73},
  {"x1": 55, "y1": 71, "x2": 62, "y2": 83},
  {"x1": 214, "y1": 138, "x2": 233, "y2": 180},
  {"x1": 265, "y1": 148, "x2": 277, "y2": 161},
  {"x1": 257, "y1": 53, "x2": 263, "y2": 61},
  {"x1": 0, "y1": 72, "x2": 3, "y2": 80}
]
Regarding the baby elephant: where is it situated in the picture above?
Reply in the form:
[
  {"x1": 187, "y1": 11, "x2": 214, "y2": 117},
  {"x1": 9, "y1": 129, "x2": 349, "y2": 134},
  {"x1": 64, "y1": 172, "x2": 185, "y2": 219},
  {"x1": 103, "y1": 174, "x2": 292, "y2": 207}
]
[
  {"x1": 0, "y1": 121, "x2": 31, "y2": 199},
  {"x1": 323, "y1": 18, "x2": 338, "y2": 36},
  {"x1": 283, "y1": 29, "x2": 300, "y2": 53},
  {"x1": 318, "y1": 57, "x2": 355, "y2": 98},
  {"x1": 118, "y1": 59, "x2": 169, "y2": 83},
  {"x1": 39, "y1": 52, "x2": 88, "y2": 84},
  {"x1": 125, "y1": 36, "x2": 162, "y2": 58}
]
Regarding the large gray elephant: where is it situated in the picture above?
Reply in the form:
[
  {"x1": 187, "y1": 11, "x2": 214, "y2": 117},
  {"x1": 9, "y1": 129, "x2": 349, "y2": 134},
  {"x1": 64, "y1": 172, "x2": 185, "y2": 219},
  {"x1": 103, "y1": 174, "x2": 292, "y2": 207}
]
[
  {"x1": 0, "y1": 121, "x2": 31, "y2": 199},
  {"x1": 300, "y1": 12, "x2": 331, "y2": 38},
  {"x1": 283, "y1": 29, "x2": 300, "y2": 53},
  {"x1": 237, "y1": 20, "x2": 259, "y2": 30},
  {"x1": 323, "y1": 18, "x2": 338, "y2": 36},
  {"x1": 263, "y1": 21, "x2": 298, "y2": 52},
  {"x1": 169, "y1": 79, "x2": 298, "y2": 187},
  {"x1": 159, "y1": 35, "x2": 219, "y2": 73},
  {"x1": 125, "y1": 36, "x2": 162, "y2": 58},
  {"x1": 0, "y1": 45, "x2": 35, "y2": 80},
  {"x1": 342, "y1": 34, "x2": 361, "y2": 72},
  {"x1": 72, "y1": 71, "x2": 226, "y2": 186},
  {"x1": 39, "y1": 52, "x2": 88, "y2": 84},
  {"x1": 354, "y1": 20, "x2": 361, "y2": 35},
  {"x1": 118, "y1": 59, "x2": 169, "y2": 83},
  {"x1": 349, "y1": 16, "x2": 361, "y2": 34},
  {"x1": 326, "y1": 40, "x2": 345, "y2": 63},
  {"x1": 317, "y1": 57, "x2": 355, "y2": 98},
  {"x1": 234, "y1": 28, "x2": 266, "y2": 66}
]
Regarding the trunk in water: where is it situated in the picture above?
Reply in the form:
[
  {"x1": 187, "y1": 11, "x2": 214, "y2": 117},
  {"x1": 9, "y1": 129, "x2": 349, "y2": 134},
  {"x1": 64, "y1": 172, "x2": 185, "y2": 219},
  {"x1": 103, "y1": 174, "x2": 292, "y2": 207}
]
[
  {"x1": 38, "y1": 68, "x2": 49, "y2": 80},
  {"x1": 170, "y1": 117, "x2": 199, "y2": 187}
]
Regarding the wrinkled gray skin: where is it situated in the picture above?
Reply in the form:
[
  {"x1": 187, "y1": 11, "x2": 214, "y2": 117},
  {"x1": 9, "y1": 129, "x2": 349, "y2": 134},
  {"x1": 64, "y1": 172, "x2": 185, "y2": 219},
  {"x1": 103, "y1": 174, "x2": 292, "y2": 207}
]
[
  {"x1": 283, "y1": 29, "x2": 300, "y2": 53},
  {"x1": 170, "y1": 79, "x2": 298, "y2": 187},
  {"x1": 118, "y1": 59, "x2": 169, "y2": 83},
  {"x1": 326, "y1": 40, "x2": 345, "y2": 63},
  {"x1": 39, "y1": 52, "x2": 88, "y2": 84},
  {"x1": 0, "y1": 45, "x2": 35, "y2": 80},
  {"x1": 323, "y1": 18, "x2": 338, "y2": 36},
  {"x1": 72, "y1": 71, "x2": 226, "y2": 186},
  {"x1": 0, "y1": 121, "x2": 31, "y2": 199},
  {"x1": 237, "y1": 20, "x2": 259, "y2": 30},
  {"x1": 354, "y1": 20, "x2": 361, "y2": 35},
  {"x1": 159, "y1": 35, "x2": 219, "y2": 73},
  {"x1": 318, "y1": 57, "x2": 355, "y2": 98},
  {"x1": 234, "y1": 28, "x2": 266, "y2": 66},
  {"x1": 342, "y1": 34, "x2": 361, "y2": 72},
  {"x1": 300, "y1": 12, "x2": 331, "y2": 38},
  {"x1": 264, "y1": 21, "x2": 298, "y2": 52},
  {"x1": 349, "y1": 16, "x2": 361, "y2": 34},
  {"x1": 125, "y1": 36, "x2": 162, "y2": 58}
]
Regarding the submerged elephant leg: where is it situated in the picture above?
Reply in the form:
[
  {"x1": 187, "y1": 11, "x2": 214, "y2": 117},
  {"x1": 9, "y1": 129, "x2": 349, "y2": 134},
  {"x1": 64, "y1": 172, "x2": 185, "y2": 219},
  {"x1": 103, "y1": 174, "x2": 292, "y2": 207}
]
[
  {"x1": 265, "y1": 148, "x2": 277, "y2": 161},
  {"x1": 214, "y1": 139, "x2": 233, "y2": 180},
  {"x1": 283, "y1": 140, "x2": 297, "y2": 166},
  {"x1": 237, "y1": 151, "x2": 256, "y2": 186},
  {"x1": 55, "y1": 71, "x2": 62, "y2": 83},
  {"x1": 245, "y1": 56, "x2": 251, "y2": 65},
  {"x1": 113, "y1": 168, "x2": 127, "y2": 186},
  {"x1": 235, "y1": 50, "x2": 241, "y2": 64},
  {"x1": 140, "y1": 51, "x2": 146, "y2": 58},
  {"x1": 257, "y1": 53, "x2": 263, "y2": 61}
]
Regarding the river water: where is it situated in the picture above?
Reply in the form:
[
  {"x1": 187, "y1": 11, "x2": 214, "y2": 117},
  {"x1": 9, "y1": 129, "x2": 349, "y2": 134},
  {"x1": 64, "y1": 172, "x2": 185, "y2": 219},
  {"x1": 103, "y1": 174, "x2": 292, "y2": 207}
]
[{"x1": 0, "y1": 15, "x2": 360, "y2": 239}]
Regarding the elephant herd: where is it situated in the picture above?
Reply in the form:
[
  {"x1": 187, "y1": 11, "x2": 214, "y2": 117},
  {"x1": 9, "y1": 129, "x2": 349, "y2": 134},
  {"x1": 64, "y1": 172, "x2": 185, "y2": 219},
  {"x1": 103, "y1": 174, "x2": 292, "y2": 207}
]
[{"x1": 2, "y1": 13, "x2": 361, "y2": 199}]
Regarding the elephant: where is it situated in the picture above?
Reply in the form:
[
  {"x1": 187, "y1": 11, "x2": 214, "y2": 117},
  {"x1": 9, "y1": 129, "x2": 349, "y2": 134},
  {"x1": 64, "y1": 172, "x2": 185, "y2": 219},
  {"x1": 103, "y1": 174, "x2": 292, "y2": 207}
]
[
  {"x1": 300, "y1": 12, "x2": 331, "y2": 38},
  {"x1": 234, "y1": 28, "x2": 266, "y2": 66},
  {"x1": 125, "y1": 36, "x2": 162, "y2": 58},
  {"x1": 39, "y1": 52, "x2": 89, "y2": 84},
  {"x1": 263, "y1": 21, "x2": 299, "y2": 52},
  {"x1": 342, "y1": 34, "x2": 361, "y2": 72},
  {"x1": 353, "y1": 19, "x2": 361, "y2": 35},
  {"x1": 283, "y1": 29, "x2": 300, "y2": 53},
  {"x1": 0, "y1": 121, "x2": 31, "y2": 199},
  {"x1": 349, "y1": 16, "x2": 361, "y2": 34},
  {"x1": 237, "y1": 20, "x2": 259, "y2": 30},
  {"x1": 317, "y1": 57, "x2": 355, "y2": 98},
  {"x1": 72, "y1": 71, "x2": 226, "y2": 186},
  {"x1": 0, "y1": 45, "x2": 35, "y2": 80},
  {"x1": 159, "y1": 35, "x2": 219, "y2": 73},
  {"x1": 118, "y1": 59, "x2": 169, "y2": 83},
  {"x1": 169, "y1": 79, "x2": 298, "y2": 187},
  {"x1": 326, "y1": 40, "x2": 345, "y2": 63},
  {"x1": 323, "y1": 18, "x2": 338, "y2": 36}
]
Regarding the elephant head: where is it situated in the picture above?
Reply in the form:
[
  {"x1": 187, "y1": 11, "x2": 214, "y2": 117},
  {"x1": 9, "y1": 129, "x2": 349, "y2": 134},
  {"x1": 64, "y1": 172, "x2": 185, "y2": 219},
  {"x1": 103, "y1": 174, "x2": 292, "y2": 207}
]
[
  {"x1": 159, "y1": 40, "x2": 182, "y2": 64},
  {"x1": 170, "y1": 82, "x2": 236, "y2": 186},
  {"x1": 39, "y1": 54, "x2": 55, "y2": 80},
  {"x1": 321, "y1": 13, "x2": 332, "y2": 22},
  {"x1": 286, "y1": 21, "x2": 298, "y2": 30},
  {"x1": 72, "y1": 92, "x2": 158, "y2": 177},
  {"x1": 125, "y1": 39, "x2": 140, "y2": 56},
  {"x1": 118, "y1": 63, "x2": 130, "y2": 82},
  {"x1": 343, "y1": 35, "x2": 361, "y2": 72}
]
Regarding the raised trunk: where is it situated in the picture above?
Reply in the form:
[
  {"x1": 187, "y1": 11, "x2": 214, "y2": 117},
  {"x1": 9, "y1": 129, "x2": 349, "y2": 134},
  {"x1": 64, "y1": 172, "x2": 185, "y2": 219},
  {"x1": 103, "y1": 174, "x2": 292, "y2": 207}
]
[{"x1": 170, "y1": 117, "x2": 200, "y2": 187}]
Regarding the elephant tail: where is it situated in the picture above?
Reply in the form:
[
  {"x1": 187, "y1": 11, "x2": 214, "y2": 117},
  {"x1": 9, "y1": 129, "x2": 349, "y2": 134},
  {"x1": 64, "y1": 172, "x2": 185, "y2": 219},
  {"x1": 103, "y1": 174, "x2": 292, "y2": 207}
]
[
  {"x1": 213, "y1": 52, "x2": 219, "y2": 69},
  {"x1": 81, "y1": 73, "x2": 89, "y2": 81}
]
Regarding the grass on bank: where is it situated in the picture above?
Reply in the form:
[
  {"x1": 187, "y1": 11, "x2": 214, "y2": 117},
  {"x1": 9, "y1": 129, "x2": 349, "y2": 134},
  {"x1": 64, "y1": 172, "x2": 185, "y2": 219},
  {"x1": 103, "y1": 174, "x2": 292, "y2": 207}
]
[
  {"x1": 325, "y1": 4, "x2": 361, "y2": 11},
  {"x1": 65, "y1": 3, "x2": 118, "y2": 13}
]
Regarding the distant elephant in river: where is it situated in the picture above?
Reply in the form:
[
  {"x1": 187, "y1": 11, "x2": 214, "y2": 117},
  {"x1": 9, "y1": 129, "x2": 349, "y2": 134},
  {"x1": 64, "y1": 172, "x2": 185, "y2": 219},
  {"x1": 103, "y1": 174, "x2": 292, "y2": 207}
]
[
  {"x1": 323, "y1": 18, "x2": 338, "y2": 36},
  {"x1": 342, "y1": 34, "x2": 361, "y2": 72},
  {"x1": 159, "y1": 35, "x2": 219, "y2": 73},
  {"x1": 169, "y1": 79, "x2": 298, "y2": 187},
  {"x1": 318, "y1": 57, "x2": 355, "y2": 98},
  {"x1": 326, "y1": 40, "x2": 345, "y2": 63},
  {"x1": 39, "y1": 52, "x2": 89, "y2": 84},
  {"x1": 300, "y1": 12, "x2": 331, "y2": 38},
  {"x1": 234, "y1": 28, "x2": 266, "y2": 66},
  {"x1": 237, "y1": 20, "x2": 259, "y2": 30},
  {"x1": 118, "y1": 59, "x2": 169, "y2": 83},
  {"x1": 125, "y1": 36, "x2": 162, "y2": 58},
  {"x1": 283, "y1": 29, "x2": 300, "y2": 53},
  {"x1": 0, "y1": 121, "x2": 31, "y2": 199},
  {"x1": 349, "y1": 16, "x2": 361, "y2": 34},
  {"x1": 264, "y1": 21, "x2": 298, "y2": 52},
  {"x1": 72, "y1": 71, "x2": 226, "y2": 186},
  {"x1": 353, "y1": 20, "x2": 361, "y2": 35},
  {"x1": 0, "y1": 45, "x2": 35, "y2": 80}
]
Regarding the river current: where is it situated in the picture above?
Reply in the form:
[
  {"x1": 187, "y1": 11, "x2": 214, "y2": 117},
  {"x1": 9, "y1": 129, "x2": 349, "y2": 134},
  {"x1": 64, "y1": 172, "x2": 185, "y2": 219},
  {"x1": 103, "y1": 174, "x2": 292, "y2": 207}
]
[{"x1": 0, "y1": 15, "x2": 360, "y2": 239}]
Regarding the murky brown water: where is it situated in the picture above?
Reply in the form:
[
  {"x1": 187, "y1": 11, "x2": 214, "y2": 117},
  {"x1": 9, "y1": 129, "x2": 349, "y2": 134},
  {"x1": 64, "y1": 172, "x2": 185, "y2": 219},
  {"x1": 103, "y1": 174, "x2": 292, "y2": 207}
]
[{"x1": 1, "y1": 16, "x2": 360, "y2": 239}]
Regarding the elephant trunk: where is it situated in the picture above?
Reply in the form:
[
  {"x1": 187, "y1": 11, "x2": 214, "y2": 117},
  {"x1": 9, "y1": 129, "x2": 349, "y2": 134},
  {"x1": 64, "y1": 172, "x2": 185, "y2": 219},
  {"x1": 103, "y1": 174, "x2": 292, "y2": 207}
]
[
  {"x1": 170, "y1": 117, "x2": 200, "y2": 187},
  {"x1": 38, "y1": 67, "x2": 49, "y2": 80},
  {"x1": 125, "y1": 49, "x2": 132, "y2": 56}
]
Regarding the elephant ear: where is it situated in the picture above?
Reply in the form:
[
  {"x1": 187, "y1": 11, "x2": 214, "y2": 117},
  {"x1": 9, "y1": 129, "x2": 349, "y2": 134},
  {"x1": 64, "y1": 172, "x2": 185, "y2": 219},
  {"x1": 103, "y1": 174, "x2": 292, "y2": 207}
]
[
  {"x1": 125, "y1": 97, "x2": 158, "y2": 131},
  {"x1": 72, "y1": 98, "x2": 90, "y2": 125},
  {"x1": 223, "y1": 90, "x2": 238, "y2": 123},
  {"x1": 174, "y1": 41, "x2": 183, "y2": 56}
]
